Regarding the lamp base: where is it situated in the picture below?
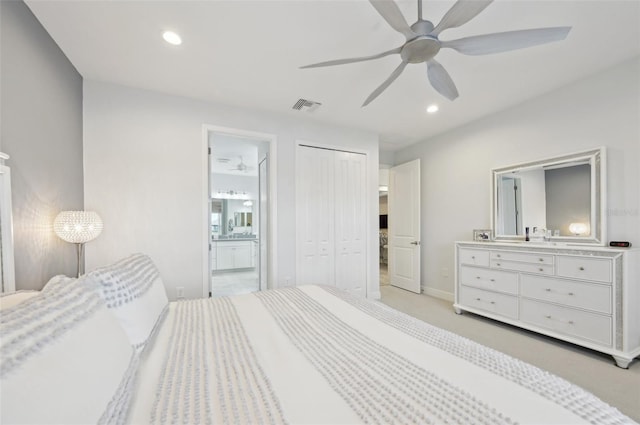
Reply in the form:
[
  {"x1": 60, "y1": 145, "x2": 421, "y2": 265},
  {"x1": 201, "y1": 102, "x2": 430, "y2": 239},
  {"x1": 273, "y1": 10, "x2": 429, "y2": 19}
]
[{"x1": 76, "y1": 243, "x2": 85, "y2": 278}]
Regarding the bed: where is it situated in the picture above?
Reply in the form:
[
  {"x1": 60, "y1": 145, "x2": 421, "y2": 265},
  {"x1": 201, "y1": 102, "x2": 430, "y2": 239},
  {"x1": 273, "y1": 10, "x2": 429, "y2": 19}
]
[{"x1": 0, "y1": 254, "x2": 635, "y2": 424}]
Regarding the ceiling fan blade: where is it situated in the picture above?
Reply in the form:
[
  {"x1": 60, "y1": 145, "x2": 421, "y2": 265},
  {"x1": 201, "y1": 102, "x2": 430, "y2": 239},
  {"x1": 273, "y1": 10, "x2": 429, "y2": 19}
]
[
  {"x1": 362, "y1": 61, "x2": 408, "y2": 107},
  {"x1": 431, "y1": 0, "x2": 493, "y2": 36},
  {"x1": 300, "y1": 47, "x2": 402, "y2": 69},
  {"x1": 441, "y1": 27, "x2": 571, "y2": 55},
  {"x1": 426, "y1": 59, "x2": 459, "y2": 101},
  {"x1": 369, "y1": 0, "x2": 416, "y2": 40}
]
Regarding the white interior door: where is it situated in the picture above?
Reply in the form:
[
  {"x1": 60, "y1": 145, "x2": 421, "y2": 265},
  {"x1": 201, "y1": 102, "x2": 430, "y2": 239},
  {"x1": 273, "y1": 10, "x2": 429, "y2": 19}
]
[
  {"x1": 258, "y1": 156, "x2": 268, "y2": 290},
  {"x1": 334, "y1": 151, "x2": 367, "y2": 297},
  {"x1": 296, "y1": 146, "x2": 335, "y2": 286},
  {"x1": 388, "y1": 159, "x2": 421, "y2": 293}
]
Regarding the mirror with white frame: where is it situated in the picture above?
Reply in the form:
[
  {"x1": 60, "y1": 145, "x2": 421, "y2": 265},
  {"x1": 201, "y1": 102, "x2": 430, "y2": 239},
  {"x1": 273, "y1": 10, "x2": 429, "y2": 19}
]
[{"x1": 491, "y1": 148, "x2": 605, "y2": 245}]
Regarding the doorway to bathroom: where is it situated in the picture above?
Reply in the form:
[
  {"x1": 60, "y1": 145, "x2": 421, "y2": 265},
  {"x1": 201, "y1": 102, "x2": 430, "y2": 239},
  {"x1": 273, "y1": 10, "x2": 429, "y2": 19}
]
[
  {"x1": 379, "y1": 165, "x2": 390, "y2": 287},
  {"x1": 206, "y1": 127, "x2": 275, "y2": 298}
]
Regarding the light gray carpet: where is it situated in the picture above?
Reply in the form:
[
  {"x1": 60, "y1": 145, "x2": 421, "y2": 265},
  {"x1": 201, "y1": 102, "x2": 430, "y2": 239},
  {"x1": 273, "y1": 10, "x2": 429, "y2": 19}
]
[{"x1": 379, "y1": 285, "x2": 640, "y2": 422}]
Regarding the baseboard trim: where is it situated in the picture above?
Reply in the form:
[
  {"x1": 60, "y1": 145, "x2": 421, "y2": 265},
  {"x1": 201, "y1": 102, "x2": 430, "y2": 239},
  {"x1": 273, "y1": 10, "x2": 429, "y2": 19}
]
[{"x1": 422, "y1": 286, "x2": 454, "y2": 302}]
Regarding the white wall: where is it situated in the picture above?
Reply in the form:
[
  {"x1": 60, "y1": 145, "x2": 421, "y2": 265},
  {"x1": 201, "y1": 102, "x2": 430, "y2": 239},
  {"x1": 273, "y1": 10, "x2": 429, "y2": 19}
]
[
  {"x1": 83, "y1": 81, "x2": 379, "y2": 300},
  {"x1": 395, "y1": 57, "x2": 640, "y2": 298}
]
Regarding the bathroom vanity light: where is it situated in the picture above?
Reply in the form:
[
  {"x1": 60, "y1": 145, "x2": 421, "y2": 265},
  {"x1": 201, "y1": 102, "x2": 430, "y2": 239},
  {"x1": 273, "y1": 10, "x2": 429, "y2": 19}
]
[{"x1": 569, "y1": 222, "x2": 588, "y2": 236}]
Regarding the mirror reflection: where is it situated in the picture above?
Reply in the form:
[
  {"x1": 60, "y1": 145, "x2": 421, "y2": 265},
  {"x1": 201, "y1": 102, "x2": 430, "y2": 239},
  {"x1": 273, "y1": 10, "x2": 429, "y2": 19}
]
[
  {"x1": 492, "y1": 148, "x2": 604, "y2": 244},
  {"x1": 211, "y1": 199, "x2": 255, "y2": 239}
]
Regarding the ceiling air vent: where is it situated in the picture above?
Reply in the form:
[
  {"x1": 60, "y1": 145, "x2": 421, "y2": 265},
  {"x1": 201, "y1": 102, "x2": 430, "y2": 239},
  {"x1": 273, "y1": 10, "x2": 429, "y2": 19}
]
[
  {"x1": 216, "y1": 158, "x2": 231, "y2": 164},
  {"x1": 292, "y1": 98, "x2": 322, "y2": 113}
]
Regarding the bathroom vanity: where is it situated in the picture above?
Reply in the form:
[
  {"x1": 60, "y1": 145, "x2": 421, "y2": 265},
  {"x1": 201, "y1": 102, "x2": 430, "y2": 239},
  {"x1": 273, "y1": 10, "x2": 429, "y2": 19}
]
[{"x1": 211, "y1": 238, "x2": 258, "y2": 271}]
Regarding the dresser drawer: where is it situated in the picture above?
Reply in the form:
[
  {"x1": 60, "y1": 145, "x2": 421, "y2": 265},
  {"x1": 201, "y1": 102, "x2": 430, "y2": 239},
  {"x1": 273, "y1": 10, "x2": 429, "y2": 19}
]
[
  {"x1": 520, "y1": 275, "x2": 611, "y2": 314},
  {"x1": 491, "y1": 251, "x2": 554, "y2": 265},
  {"x1": 556, "y1": 256, "x2": 612, "y2": 283},
  {"x1": 458, "y1": 248, "x2": 490, "y2": 267},
  {"x1": 491, "y1": 260, "x2": 554, "y2": 275},
  {"x1": 459, "y1": 266, "x2": 518, "y2": 295},
  {"x1": 459, "y1": 286, "x2": 518, "y2": 319},
  {"x1": 520, "y1": 299, "x2": 612, "y2": 346}
]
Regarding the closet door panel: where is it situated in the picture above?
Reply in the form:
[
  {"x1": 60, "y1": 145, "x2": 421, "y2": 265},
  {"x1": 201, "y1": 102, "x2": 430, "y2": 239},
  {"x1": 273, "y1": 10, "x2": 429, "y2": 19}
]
[
  {"x1": 334, "y1": 152, "x2": 367, "y2": 297},
  {"x1": 296, "y1": 147, "x2": 335, "y2": 286}
]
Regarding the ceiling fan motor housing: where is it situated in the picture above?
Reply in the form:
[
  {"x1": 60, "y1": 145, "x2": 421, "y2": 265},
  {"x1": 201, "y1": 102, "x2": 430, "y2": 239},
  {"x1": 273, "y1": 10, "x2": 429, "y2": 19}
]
[
  {"x1": 410, "y1": 19, "x2": 434, "y2": 36},
  {"x1": 401, "y1": 36, "x2": 441, "y2": 63}
]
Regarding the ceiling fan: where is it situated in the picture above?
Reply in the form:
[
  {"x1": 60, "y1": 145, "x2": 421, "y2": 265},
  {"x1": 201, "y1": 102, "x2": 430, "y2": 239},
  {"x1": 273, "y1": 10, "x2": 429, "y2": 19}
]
[
  {"x1": 228, "y1": 156, "x2": 253, "y2": 173},
  {"x1": 301, "y1": 0, "x2": 571, "y2": 106}
]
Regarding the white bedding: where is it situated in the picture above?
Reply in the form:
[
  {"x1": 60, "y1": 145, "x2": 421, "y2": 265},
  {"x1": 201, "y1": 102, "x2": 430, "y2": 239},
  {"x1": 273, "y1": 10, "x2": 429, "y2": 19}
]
[{"x1": 127, "y1": 285, "x2": 634, "y2": 424}]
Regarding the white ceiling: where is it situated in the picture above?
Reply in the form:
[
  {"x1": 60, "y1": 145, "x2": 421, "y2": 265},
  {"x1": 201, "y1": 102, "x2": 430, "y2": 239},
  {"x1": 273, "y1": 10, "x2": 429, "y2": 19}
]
[
  {"x1": 210, "y1": 133, "x2": 260, "y2": 176},
  {"x1": 25, "y1": 0, "x2": 640, "y2": 151}
]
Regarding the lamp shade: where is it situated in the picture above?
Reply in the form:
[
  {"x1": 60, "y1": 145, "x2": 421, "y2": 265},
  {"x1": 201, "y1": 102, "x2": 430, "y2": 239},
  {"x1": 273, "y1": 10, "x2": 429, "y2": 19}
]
[{"x1": 54, "y1": 211, "x2": 103, "y2": 243}]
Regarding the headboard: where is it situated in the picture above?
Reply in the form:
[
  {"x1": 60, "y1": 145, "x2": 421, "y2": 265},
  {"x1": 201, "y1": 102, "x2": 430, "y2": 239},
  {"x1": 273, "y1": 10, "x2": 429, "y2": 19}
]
[{"x1": 0, "y1": 152, "x2": 16, "y2": 293}]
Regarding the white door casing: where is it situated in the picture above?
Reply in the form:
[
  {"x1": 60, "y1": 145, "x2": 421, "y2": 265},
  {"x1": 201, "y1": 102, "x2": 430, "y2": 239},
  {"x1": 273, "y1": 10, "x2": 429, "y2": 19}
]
[
  {"x1": 203, "y1": 124, "x2": 277, "y2": 298},
  {"x1": 0, "y1": 153, "x2": 16, "y2": 293},
  {"x1": 389, "y1": 159, "x2": 421, "y2": 293}
]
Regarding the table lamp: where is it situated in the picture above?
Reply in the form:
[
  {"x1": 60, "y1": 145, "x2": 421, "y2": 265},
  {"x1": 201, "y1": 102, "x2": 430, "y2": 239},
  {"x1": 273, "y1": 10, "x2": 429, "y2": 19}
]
[{"x1": 54, "y1": 211, "x2": 103, "y2": 277}]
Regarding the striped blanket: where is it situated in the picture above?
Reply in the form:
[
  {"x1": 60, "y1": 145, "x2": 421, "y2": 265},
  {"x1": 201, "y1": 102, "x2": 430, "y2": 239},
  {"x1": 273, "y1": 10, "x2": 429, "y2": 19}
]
[{"x1": 127, "y1": 285, "x2": 633, "y2": 424}]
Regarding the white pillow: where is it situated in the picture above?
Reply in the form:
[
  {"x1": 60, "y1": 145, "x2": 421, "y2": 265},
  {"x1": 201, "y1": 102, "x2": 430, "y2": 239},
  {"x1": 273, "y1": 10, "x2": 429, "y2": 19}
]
[
  {"x1": 0, "y1": 290, "x2": 39, "y2": 310},
  {"x1": 41, "y1": 274, "x2": 76, "y2": 292},
  {"x1": 0, "y1": 275, "x2": 137, "y2": 424},
  {"x1": 88, "y1": 253, "x2": 169, "y2": 350}
]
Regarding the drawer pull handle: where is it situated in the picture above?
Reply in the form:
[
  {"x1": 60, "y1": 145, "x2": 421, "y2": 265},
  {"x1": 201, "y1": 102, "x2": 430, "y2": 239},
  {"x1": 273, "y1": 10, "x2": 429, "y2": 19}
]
[
  {"x1": 496, "y1": 254, "x2": 501, "y2": 258},
  {"x1": 475, "y1": 297, "x2": 495, "y2": 305},
  {"x1": 496, "y1": 263, "x2": 501, "y2": 266},
  {"x1": 545, "y1": 315, "x2": 575, "y2": 325},
  {"x1": 579, "y1": 266, "x2": 585, "y2": 271},
  {"x1": 490, "y1": 279, "x2": 495, "y2": 282},
  {"x1": 545, "y1": 288, "x2": 575, "y2": 296},
  {"x1": 539, "y1": 268, "x2": 544, "y2": 272},
  {"x1": 539, "y1": 258, "x2": 544, "y2": 262},
  {"x1": 471, "y1": 256, "x2": 475, "y2": 259},
  {"x1": 476, "y1": 276, "x2": 480, "y2": 279}
]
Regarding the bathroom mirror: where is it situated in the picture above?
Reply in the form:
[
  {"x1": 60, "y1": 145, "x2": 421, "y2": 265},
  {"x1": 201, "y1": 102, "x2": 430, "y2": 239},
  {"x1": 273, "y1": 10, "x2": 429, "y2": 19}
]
[
  {"x1": 211, "y1": 198, "x2": 254, "y2": 237},
  {"x1": 491, "y1": 148, "x2": 605, "y2": 245}
]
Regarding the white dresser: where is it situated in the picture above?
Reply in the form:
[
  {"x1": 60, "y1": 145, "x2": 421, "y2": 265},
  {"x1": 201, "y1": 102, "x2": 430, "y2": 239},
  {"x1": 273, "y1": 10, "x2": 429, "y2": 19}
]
[{"x1": 454, "y1": 241, "x2": 640, "y2": 368}]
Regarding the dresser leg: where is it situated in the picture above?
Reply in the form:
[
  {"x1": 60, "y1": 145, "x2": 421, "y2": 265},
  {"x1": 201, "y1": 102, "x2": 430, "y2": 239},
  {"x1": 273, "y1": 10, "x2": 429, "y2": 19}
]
[
  {"x1": 612, "y1": 355, "x2": 632, "y2": 369},
  {"x1": 454, "y1": 306, "x2": 462, "y2": 315}
]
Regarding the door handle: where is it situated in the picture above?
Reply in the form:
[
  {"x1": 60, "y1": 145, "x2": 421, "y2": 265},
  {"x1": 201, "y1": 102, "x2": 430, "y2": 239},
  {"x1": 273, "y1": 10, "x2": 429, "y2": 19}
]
[{"x1": 410, "y1": 241, "x2": 420, "y2": 245}]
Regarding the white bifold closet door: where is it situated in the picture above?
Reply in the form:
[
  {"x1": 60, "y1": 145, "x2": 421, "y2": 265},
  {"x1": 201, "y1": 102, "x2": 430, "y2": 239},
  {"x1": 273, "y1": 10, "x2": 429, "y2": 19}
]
[{"x1": 296, "y1": 145, "x2": 367, "y2": 297}]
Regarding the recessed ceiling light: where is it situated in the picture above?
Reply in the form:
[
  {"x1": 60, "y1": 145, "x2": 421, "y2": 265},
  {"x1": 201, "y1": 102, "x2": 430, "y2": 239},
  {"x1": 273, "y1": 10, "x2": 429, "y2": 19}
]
[
  {"x1": 426, "y1": 104, "x2": 439, "y2": 114},
  {"x1": 162, "y1": 31, "x2": 182, "y2": 46}
]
